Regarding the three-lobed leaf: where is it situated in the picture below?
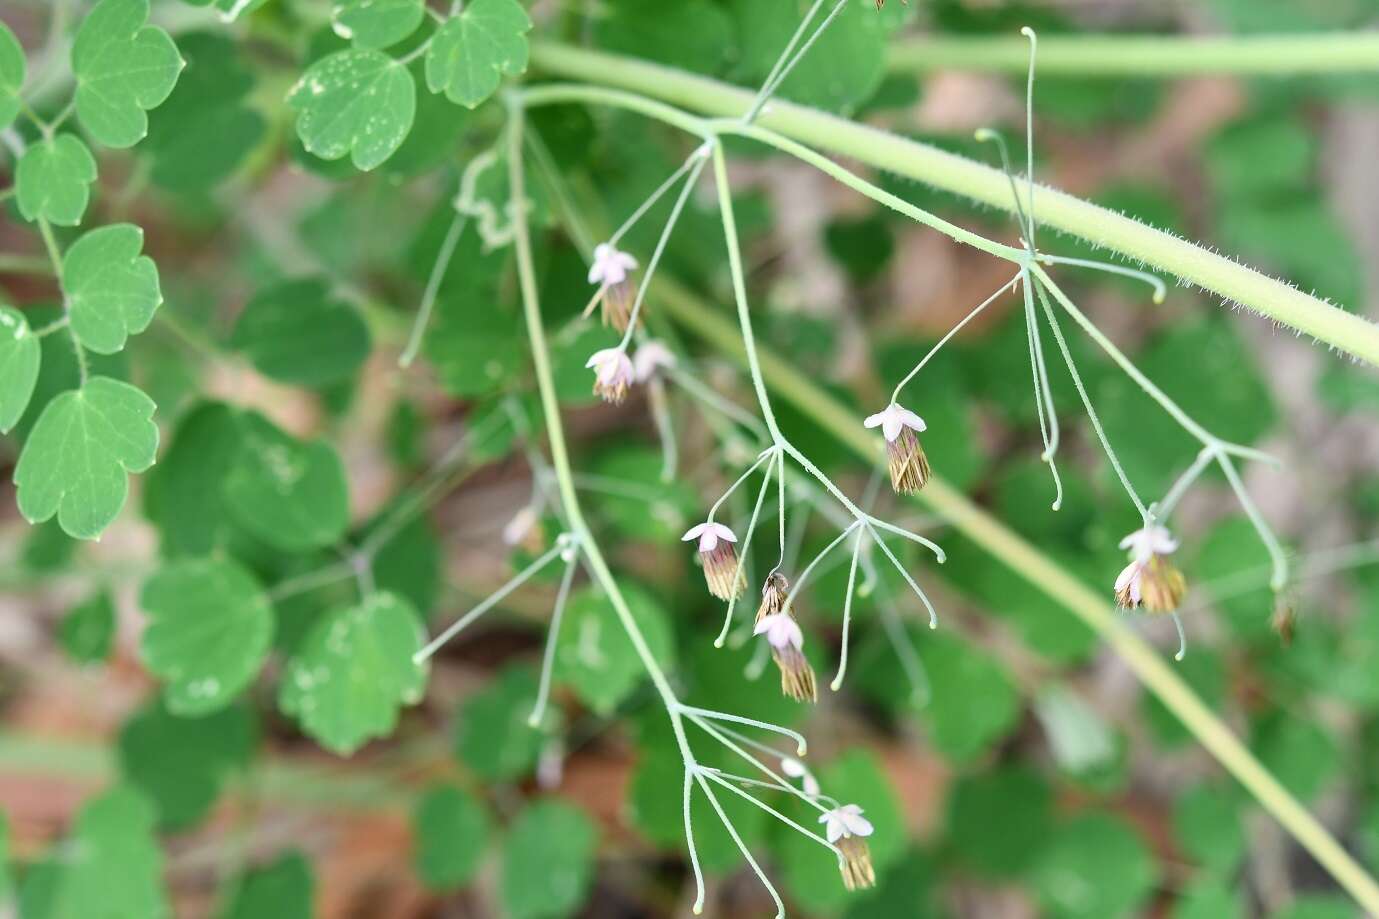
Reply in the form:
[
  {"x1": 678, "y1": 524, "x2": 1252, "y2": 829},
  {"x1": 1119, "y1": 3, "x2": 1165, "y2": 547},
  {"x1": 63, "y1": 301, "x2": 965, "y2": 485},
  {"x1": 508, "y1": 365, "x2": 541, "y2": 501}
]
[
  {"x1": 278, "y1": 591, "x2": 428, "y2": 755},
  {"x1": 333, "y1": 0, "x2": 425, "y2": 49},
  {"x1": 424, "y1": 0, "x2": 532, "y2": 108},
  {"x1": 15, "y1": 376, "x2": 158, "y2": 540},
  {"x1": 230, "y1": 278, "x2": 371, "y2": 386},
  {"x1": 0, "y1": 306, "x2": 41, "y2": 433},
  {"x1": 16, "y1": 135, "x2": 99, "y2": 226},
  {"x1": 140, "y1": 557, "x2": 275, "y2": 715},
  {"x1": 62, "y1": 223, "x2": 163, "y2": 354},
  {"x1": 288, "y1": 49, "x2": 415, "y2": 170},
  {"x1": 72, "y1": 0, "x2": 184, "y2": 148}
]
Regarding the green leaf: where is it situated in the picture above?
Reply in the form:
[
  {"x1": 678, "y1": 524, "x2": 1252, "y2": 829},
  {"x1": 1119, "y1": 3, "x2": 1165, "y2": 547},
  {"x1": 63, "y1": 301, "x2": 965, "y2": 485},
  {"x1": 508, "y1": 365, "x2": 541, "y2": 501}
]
[
  {"x1": 288, "y1": 49, "x2": 415, "y2": 170},
  {"x1": 1172, "y1": 783, "x2": 1244, "y2": 876},
  {"x1": 626, "y1": 742, "x2": 767, "y2": 874},
  {"x1": 554, "y1": 582, "x2": 675, "y2": 715},
  {"x1": 0, "y1": 21, "x2": 23, "y2": 129},
  {"x1": 230, "y1": 278, "x2": 371, "y2": 386},
  {"x1": 48, "y1": 787, "x2": 169, "y2": 919},
  {"x1": 333, "y1": 0, "x2": 425, "y2": 49},
  {"x1": 16, "y1": 135, "x2": 99, "y2": 226},
  {"x1": 732, "y1": 0, "x2": 893, "y2": 112},
  {"x1": 1195, "y1": 517, "x2": 1274, "y2": 638},
  {"x1": 945, "y1": 766, "x2": 1053, "y2": 878},
  {"x1": 454, "y1": 665, "x2": 549, "y2": 780},
  {"x1": 1207, "y1": 115, "x2": 1316, "y2": 201},
  {"x1": 62, "y1": 224, "x2": 163, "y2": 355},
  {"x1": 413, "y1": 784, "x2": 490, "y2": 891},
  {"x1": 15, "y1": 376, "x2": 158, "y2": 540},
  {"x1": 0, "y1": 305, "x2": 41, "y2": 433},
  {"x1": 71, "y1": 0, "x2": 184, "y2": 148},
  {"x1": 143, "y1": 33, "x2": 266, "y2": 193},
  {"x1": 221, "y1": 852, "x2": 314, "y2": 919},
  {"x1": 278, "y1": 591, "x2": 428, "y2": 755},
  {"x1": 594, "y1": 0, "x2": 735, "y2": 75},
  {"x1": 118, "y1": 699, "x2": 257, "y2": 828},
  {"x1": 1251, "y1": 711, "x2": 1339, "y2": 802},
  {"x1": 223, "y1": 412, "x2": 351, "y2": 552},
  {"x1": 1030, "y1": 813, "x2": 1158, "y2": 919},
  {"x1": 1173, "y1": 880, "x2": 1244, "y2": 919},
  {"x1": 424, "y1": 0, "x2": 533, "y2": 108},
  {"x1": 366, "y1": 508, "x2": 442, "y2": 618},
  {"x1": 143, "y1": 401, "x2": 243, "y2": 556},
  {"x1": 60, "y1": 591, "x2": 116, "y2": 665},
  {"x1": 140, "y1": 557, "x2": 275, "y2": 715},
  {"x1": 501, "y1": 800, "x2": 596, "y2": 919},
  {"x1": 916, "y1": 631, "x2": 1020, "y2": 761}
]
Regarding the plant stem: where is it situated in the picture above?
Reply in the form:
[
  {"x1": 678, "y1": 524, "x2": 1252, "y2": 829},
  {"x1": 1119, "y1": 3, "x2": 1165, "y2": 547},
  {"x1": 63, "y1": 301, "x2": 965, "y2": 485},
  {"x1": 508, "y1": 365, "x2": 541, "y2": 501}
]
[
  {"x1": 526, "y1": 45, "x2": 1379, "y2": 367},
  {"x1": 505, "y1": 102, "x2": 707, "y2": 859},
  {"x1": 886, "y1": 32, "x2": 1379, "y2": 76},
  {"x1": 651, "y1": 272, "x2": 1379, "y2": 915}
]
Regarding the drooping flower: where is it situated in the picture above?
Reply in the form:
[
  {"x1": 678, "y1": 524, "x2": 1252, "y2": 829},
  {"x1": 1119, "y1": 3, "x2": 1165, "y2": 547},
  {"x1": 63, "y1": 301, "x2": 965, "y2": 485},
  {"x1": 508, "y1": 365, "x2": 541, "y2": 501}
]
[
  {"x1": 585, "y1": 348, "x2": 635, "y2": 405},
  {"x1": 683, "y1": 521, "x2": 744, "y2": 600},
  {"x1": 501, "y1": 505, "x2": 543, "y2": 553},
  {"x1": 1114, "y1": 523, "x2": 1186, "y2": 613},
  {"x1": 819, "y1": 804, "x2": 876, "y2": 890},
  {"x1": 632, "y1": 340, "x2": 676, "y2": 382},
  {"x1": 781, "y1": 756, "x2": 821, "y2": 797},
  {"x1": 756, "y1": 570, "x2": 790, "y2": 624},
  {"x1": 587, "y1": 243, "x2": 639, "y2": 332},
  {"x1": 864, "y1": 402, "x2": 930, "y2": 494},
  {"x1": 755, "y1": 612, "x2": 816, "y2": 702}
]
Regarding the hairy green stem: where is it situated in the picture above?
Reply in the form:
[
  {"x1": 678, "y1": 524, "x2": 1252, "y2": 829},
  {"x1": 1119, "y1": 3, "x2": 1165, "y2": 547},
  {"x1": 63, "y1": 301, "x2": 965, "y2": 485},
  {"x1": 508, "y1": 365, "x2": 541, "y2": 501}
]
[
  {"x1": 528, "y1": 44, "x2": 1379, "y2": 366},
  {"x1": 886, "y1": 32, "x2": 1379, "y2": 76},
  {"x1": 651, "y1": 273, "x2": 1379, "y2": 914}
]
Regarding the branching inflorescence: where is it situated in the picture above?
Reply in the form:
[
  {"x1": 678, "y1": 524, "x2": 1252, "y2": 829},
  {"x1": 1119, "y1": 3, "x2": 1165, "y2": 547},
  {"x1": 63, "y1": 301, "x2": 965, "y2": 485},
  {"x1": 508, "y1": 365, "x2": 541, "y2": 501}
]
[{"x1": 405, "y1": 5, "x2": 1298, "y2": 915}]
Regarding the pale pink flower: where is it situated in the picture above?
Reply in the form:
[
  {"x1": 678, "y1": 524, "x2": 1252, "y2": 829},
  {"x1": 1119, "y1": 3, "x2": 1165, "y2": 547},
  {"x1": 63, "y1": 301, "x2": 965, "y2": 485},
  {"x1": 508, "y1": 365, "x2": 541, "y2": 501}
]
[
  {"x1": 863, "y1": 402, "x2": 926, "y2": 443},
  {"x1": 588, "y1": 243, "x2": 637, "y2": 287},
  {"x1": 682, "y1": 521, "x2": 736, "y2": 554},
  {"x1": 754, "y1": 612, "x2": 803, "y2": 651},
  {"x1": 633, "y1": 340, "x2": 676, "y2": 382},
  {"x1": 586, "y1": 348, "x2": 634, "y2": 404},
  {"x1": 819, "y1": 804, "x2": 874, "y2": 843}
]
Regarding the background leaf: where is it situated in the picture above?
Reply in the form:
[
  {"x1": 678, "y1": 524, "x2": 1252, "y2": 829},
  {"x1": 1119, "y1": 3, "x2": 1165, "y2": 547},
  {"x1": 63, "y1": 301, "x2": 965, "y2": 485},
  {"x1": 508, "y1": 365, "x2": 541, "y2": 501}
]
[
  {"x1": 278, "y1": 592, "x2": 428, "y2": 755},
  {"x1": 140, "y1": 557, "x2": 275, "y2": 715},
  {"x1": 289, "y1": 49, "x2": 415, "y2": 170}
]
